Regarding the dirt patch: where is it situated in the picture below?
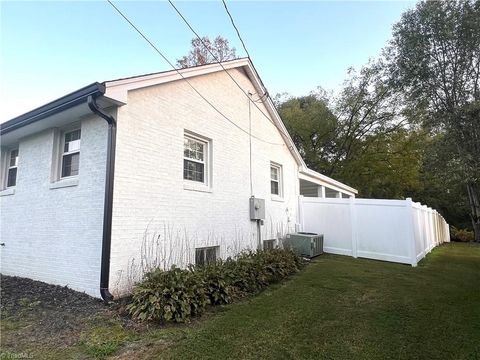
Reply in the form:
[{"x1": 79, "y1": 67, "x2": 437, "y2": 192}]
[{"x1": 1, "y1": 275, "x2": 109, "y2": 349}]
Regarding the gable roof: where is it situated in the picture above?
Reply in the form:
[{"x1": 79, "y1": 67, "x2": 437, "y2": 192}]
[
  {"x1": 101, "y1": 57, "x2": 357, "y2": 194},
  {"x1": 0, "y1": 58, "x2": 357, "y2": 195},
  {"x1": 103, "y1": 58, "x2": 306, "y2": 167}
]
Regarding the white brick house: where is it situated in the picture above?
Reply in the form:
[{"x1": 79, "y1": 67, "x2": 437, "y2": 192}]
[{"x1": 0, "y1": 58, "x2": 356, "y2": 299}]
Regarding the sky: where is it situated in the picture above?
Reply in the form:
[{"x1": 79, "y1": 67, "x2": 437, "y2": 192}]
[{"x1": 0, "y1": 0, "x2": 415, "y2": 123}]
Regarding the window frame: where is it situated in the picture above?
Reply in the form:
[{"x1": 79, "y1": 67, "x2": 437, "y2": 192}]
[
  {"x1": 270, "y1": 162, "x2": 283, "y2": 197},
  {"x1": 263, "y1": 239, "x2": 276, "y2": 250},
  {"x1": 183, "y1": 132, "x2": 210, "y2": 187},
  {"x1": 5, "y1": 148, "x2": 19, "y2": 188},
  {"x1": 60, "y1": 128, "x2": 81, "y2": 179},
  {"x1": 195, "y1": 246, "x2": 219, "y2": 266}
]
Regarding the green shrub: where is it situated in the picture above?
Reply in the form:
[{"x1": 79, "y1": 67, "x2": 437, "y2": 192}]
[
  {"x1": 127, "y1": 266, "x2": 208, "y2": 323},
  {"x1": 197, "y1": 261, "x2": 234, "y2": 305},
  {"x1": 227, "y1": 249, "x2": 303, "y2": 294},
  {"x1": 127, "y1": 248, "x2": 304, "y2": 323},
  {"x1": 258, "y1": 248, "x2": 303, "y2": 283},
  {"x1": 450, "y1": 226, "x2": 474, "y2": 242},
  {"x1": 226, "y1": 251, "x2": 266, "y2": 295}
]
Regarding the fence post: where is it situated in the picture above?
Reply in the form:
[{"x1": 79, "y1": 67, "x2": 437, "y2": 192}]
[
  {"x1": 297, "y1": 195, "x2": 304, "y2": 232},
  {"x1": 350, "y1": 196, "x2": 358, "y2": 258},
  {"x1": 405, "y1": 198, "x2": 417, "y2": 267},
  {"x1": 447, "y1": 220, "x2": 450, "y2": 242},
  {"x1": 415, "y1": 202, "x2": 425, "y2": 262}
]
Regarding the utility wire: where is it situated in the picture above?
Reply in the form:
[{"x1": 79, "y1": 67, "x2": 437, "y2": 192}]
[
  {"x1": 221, "y1": 0, "x2": 252, "y2": 60},
  {"x1": 167, "y1": 0, "x2": 293, "y2": 145},
  {"x1": 221, "y1": 0, "x2": 272, "y2": 103},
  {"x1": 219, "y1": 0, "x2": 297, "y2": 153},
  {"x1": 106, "y1": 0, "x2": 283, "y2": 146}
]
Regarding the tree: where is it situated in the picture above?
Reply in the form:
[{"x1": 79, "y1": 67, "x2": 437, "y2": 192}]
[
  {"x1": 277, "y1": 88, "x2": 469, "y2": 226},
  {"x1": 277, "y1": 63, "x2": 421, "y2": 200},
  {"x1": 278, "y1": 62, "x2": 405, "y2": 176},
  {"x1": 327, "y1": 62, "x2": 405, "y2": 178},
  {"x1": 337, "y1": 129, "x2": 424, "y2": 199},
  {"x1": 275, "y1": 92, "x2": 338, "y2": 174},
  {"x1": 176, "y1": 36, "x2": 238, "y2": 68},
  {"x1": 388, "y1": 0, "x2": 480, "y2": 241},
  {"x1": 409, "y1": 133, "x2": 472, "y2": 229}
]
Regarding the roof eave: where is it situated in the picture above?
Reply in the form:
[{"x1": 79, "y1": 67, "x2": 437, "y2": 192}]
[
  {"x1": 0, "y1": 82, "x2": 106, "y2": 136},
  {"x1": 299, "y1": 167, "x2": 359, "y2": 195}
]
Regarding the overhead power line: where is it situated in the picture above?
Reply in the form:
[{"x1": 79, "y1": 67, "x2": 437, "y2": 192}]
[
  {"x1": 106, "y1": 0, "x2": 283, "y2": 146},
  {"x1": 221, "y1": 0, "x2": 252, "y2": 59},
  {"x1": 220, "y1": 0, "x2": 272, "y2": 103},
  {"x1": 167, "y1": 0, "x2": 294, "y2": 145}
]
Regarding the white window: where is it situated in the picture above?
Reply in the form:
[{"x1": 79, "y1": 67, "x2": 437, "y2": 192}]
[
  {"x1": 270, "y1": 163, "x2": 282, "y2": 196},
  {"x1": 61, "y1": 129, "x2": 81, "y2": 178},
  {"x1": 184, "y1": 133, "x2": 208, "y2": 185},
  {"x1": 6, "y1": 149, "x2": 18, "y2": 188},
  {"x1": 195, "y1": 246, "x2": 219, "y2": 266}
]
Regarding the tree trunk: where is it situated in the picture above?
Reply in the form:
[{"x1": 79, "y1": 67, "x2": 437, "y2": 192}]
[{"x1": 467, "y1": 182, "x2": 480, "y2": 242}]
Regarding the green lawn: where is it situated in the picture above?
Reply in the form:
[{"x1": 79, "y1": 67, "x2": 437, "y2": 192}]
[
  {"x1": 2, "y1": 242, "x2": 479, "y2": 359},
  {"x1": 160, "y1": 242, "x2": 480, "y2": 360}
]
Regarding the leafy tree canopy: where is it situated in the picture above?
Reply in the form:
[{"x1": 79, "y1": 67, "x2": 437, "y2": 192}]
[
  {"x1": 387, "y1": 0, "x2": 480, "y2": 240},
  {"x1": 176, "y1": 36, "x2": 238, "y2": 68}
]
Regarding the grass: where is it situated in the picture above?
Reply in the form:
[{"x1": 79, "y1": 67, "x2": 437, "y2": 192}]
[
  {"x1": 158, "y1": 242, "x2": 480, "y2": 360},
  {"x1": 1, "y1": 242, "x2": 479, "y2": 359}
]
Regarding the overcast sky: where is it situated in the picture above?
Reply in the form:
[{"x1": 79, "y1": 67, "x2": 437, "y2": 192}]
[{"x1": 0, "y1": 0, "x2": 415, "y2": 123}]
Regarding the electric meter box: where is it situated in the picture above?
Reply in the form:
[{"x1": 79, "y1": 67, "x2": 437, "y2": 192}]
[{"x1": 249, "y1": 197, "x2": 265, "y2": 220}]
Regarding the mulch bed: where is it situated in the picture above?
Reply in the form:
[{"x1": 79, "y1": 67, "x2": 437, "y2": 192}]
[{"x1": 1, "y1": 275, "x2": 109, "y2": 348}]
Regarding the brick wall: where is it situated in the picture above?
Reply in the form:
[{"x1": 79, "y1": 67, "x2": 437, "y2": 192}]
[
  {"x1": 0, "y1": 68, "x2": 302, "y2": 299},
  {"x1": 110, "y1": 69, "x2": 300, "y2": 296},
  {"x1": 0, "y1": 115, "x2": 108, "y2": 297}
]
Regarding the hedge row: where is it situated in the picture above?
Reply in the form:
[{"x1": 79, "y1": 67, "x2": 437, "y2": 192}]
[{"x1": 127, "y1": 249, "x2": 304, "y2": 323}]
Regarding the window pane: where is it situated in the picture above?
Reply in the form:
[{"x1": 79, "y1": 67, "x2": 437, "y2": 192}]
[
  {"x1": 270, "y1": 166, "x2": 278, "y2": 181},
  {"x1": 7, "y1": 168, "x2": 17, "y2": 187},
  {"x1": 205, "y1": 248, "x2": 217, "y2": 264},
  {"x1": 195, "y1": 248, "x2": 205, "y2": 266},
  {"x1": 183, "y1": 159, "x2": 204, "y2": 182},
  {"x1": 64, "y1": 130, "x2": 81, "y2": 152},
  {"x1": 62, "y1": 153, "x2": 80, "y2": 177},
  {"x1": 184, "y1": 138, "x2": 204, "y2": 161},
  {"x1": 271, "y1": 180, "x2": 279, "y2": 195},
  {"x1": 9, "y1": 149, "x2": 18, "y2": 167},
  {"x1": 65, "y1": 129, "x2": 81, "y2": 143}
]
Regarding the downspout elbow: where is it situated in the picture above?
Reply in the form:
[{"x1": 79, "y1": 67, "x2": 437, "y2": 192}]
[{"x1": 88, "y1": 95, "x2": 116, "y2": 126}]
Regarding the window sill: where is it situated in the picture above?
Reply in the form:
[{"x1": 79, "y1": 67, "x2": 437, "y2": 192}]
[
  {"x1": 50, "y1": 177, "x2": 79, "y2": 190},
  {"x1": 0, "y1": 188, "x2": 15, "y2": 197},
  {"x1": 183, "y1": 182, "x2": 212, "y2": 193},
  {"x1": 271, "y1": 195, "x2": 285, "y2": 202}
]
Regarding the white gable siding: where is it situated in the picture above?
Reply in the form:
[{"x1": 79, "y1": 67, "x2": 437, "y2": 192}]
[
  {"x1": 110, "y1": 69, "x2": 300, "y2": 295},
  {"x1": 0, "y1": 115, "x2": 108, "y2": 297}
]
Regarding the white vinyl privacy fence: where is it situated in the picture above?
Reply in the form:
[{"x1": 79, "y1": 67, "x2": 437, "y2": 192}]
[{"x1": 298, "y1": 197, "x2": 450, "y2": 266}]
